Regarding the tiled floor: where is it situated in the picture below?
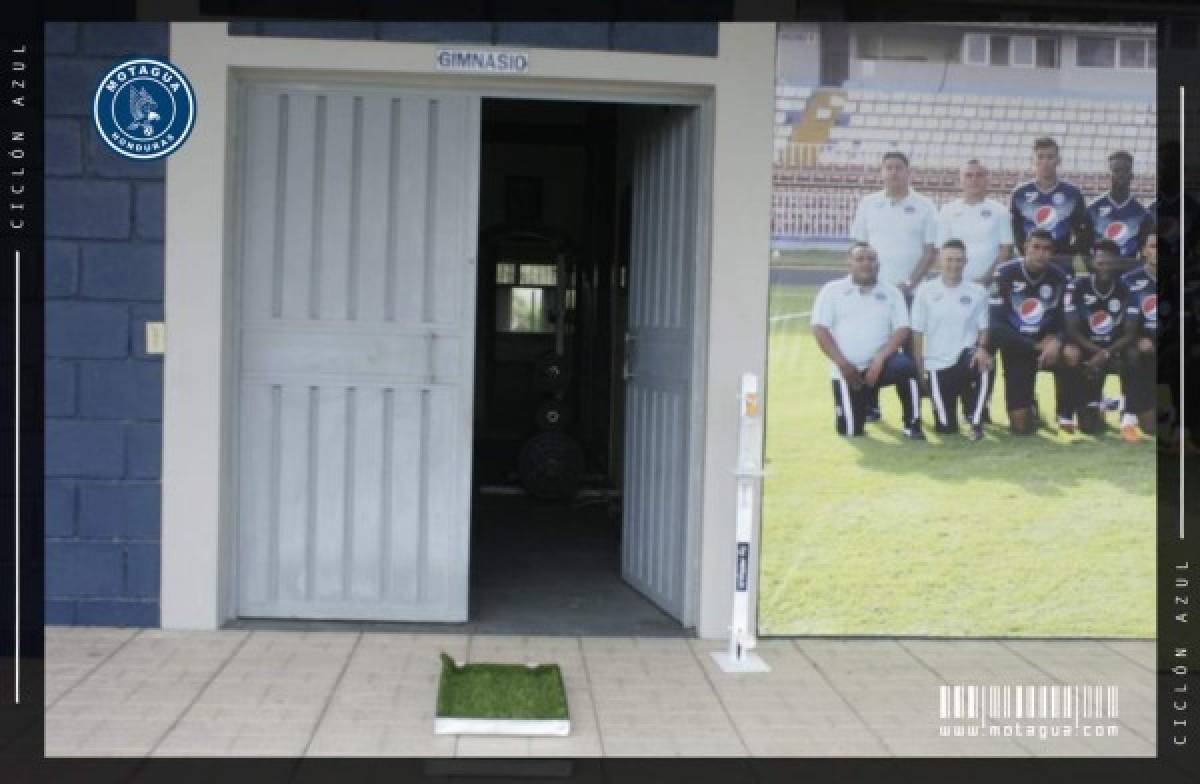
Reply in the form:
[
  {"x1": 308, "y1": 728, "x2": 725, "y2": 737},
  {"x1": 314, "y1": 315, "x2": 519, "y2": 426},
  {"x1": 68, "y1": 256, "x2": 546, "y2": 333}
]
[{"x1": 44, "y1": 627, "x2": 1156, "y2": 758}]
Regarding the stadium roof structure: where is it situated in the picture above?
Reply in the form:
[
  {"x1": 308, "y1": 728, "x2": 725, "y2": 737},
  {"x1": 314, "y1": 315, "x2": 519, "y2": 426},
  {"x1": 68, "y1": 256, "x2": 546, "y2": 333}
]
[{"x1": 930, "y1": 21, "x2": 1157, "y2": 36}]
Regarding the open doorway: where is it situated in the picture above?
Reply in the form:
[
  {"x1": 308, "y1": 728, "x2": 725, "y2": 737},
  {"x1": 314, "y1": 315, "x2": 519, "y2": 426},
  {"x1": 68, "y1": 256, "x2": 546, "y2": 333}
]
[{"x1": 469, "y1": 98, "x2": 699, "y2": 635}]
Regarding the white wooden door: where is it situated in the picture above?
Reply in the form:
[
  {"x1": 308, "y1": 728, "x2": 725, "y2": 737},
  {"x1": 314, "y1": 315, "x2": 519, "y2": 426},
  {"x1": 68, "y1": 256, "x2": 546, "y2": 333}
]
[
  {"x1": 622, "y1": 106, "x2": 699, "y2": 622},
  {"x1": 235, "y1": 83, "x2": 480, "y2": 621}
]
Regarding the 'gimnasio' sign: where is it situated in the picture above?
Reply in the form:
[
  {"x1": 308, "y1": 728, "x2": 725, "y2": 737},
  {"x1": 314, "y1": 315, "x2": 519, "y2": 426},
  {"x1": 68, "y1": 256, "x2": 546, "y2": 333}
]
[{"x1": 435, "y1": 49, "x2": 530, "y2": 74}]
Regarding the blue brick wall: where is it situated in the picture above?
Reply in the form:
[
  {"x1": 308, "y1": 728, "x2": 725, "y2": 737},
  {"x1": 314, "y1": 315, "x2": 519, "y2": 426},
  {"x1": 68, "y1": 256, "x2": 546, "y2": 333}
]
[
  {"x1": 45, "y1": 22, "x2": 168, "y2": 627},
  {"x1": 228, "y1": 21, "x2": 719, "y2": 57}
]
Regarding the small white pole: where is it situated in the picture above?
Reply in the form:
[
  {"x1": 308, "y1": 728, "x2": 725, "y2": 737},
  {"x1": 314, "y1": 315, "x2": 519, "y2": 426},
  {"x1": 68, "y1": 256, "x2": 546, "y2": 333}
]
[{"x1": 712, "y1": 372, "x2": 769, "y2": 674}]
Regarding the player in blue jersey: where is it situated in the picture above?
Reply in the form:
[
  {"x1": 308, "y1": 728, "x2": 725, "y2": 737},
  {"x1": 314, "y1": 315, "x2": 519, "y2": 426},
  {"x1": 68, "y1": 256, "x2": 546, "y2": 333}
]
[
  {"x1": 1087, "y1": 151, "x2": 1153, "y2": 272},
  {"x1": 1010, "y1": 137, "x2": 1093, "y2": 278},
  {"x1": 1060, "y1": 240, "x2": 1136, "y2": 435},
  {"x1": 987, "y1": 229, "x2": 1071, "y2": 435},
  {"x1": 1118, "y1": 232, "x2": 1157, "y2": 442}
]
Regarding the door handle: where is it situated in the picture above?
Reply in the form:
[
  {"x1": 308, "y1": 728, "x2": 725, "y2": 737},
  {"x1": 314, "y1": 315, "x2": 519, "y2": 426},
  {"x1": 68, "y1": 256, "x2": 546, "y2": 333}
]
[
  {"x1": 623, "y1": 333, "x2": 636, "y2": 381},
  {"x1": 426, "y1": 330, "x2": 438, "y2": 385}
]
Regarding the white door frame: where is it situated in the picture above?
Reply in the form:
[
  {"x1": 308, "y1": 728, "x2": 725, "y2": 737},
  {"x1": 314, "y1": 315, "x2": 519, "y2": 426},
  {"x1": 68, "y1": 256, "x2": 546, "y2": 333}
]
[
  {"x1": 225, "y1": 77, "x2": 710, "y2": 629},
  {"x1": 470, "y1": 95, "x2": 713, "y2": 629},
  {"x1": 161, "y1": 24, "x2": 775, "y2": 637}
]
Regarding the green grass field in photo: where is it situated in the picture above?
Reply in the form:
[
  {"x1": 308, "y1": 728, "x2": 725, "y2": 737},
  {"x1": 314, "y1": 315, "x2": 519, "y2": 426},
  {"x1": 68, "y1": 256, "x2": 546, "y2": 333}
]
[{"x1": 758, "y1": 283, "x2": 1155, "y2": 637}]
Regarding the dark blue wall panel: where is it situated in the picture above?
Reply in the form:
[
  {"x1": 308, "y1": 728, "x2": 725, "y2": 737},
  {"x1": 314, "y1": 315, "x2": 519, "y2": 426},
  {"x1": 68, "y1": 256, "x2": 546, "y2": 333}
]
[
  {"x1": 45, "y1": 119, "x2": 82, "y2": 176},
  {"x1": 45, "y1": 241, "x2": 79, "y2": 298},
  {"x1": 228, "y1": 20, "x2": 719, "y2": 56},
  {"x1": 44, "y1": 361, "x2": 77, "y2": 418},
  {"x1": 494, "y1": 23, "x2": 610, "y2": 49},
  {"x1": 611, "y1": 22, "x2": 719, "y2": 56},
  {"x1": 44, "y1": 481, "x2": 76, "y2": 539},
  {"x1": 45, "y1": 301, "x2": 130, "y2": 358},
  {"x1": 78, "y1": 361, "x2": 163, "y2": 420},
  {"x1": 45, "y1": 181, "x2": 132, "y2": 240},
  {"x1": 79, "y1": 22, "x2": 170, "y2": 57},
  {"x1": 45, "y1": 22, "x2": 167, "y2": 627},
  {"x1": 126, "y1": 423, "x2": 162, "y2": 480},
  {"x1": 45, "y1": 420, "x2": 126, "y2": 479},
  {"x1": 79, "y1": 243, "x2": 165, "y2": 301},
  {"x1": 376, "y1": 22, "x2": 493, "y2": 44},
  {"x1": 46, "y1": 542, "x2": 125, "y2": 597},
  {"x1": 257, "y1": 21, "x2": 379, "y2": 40}
]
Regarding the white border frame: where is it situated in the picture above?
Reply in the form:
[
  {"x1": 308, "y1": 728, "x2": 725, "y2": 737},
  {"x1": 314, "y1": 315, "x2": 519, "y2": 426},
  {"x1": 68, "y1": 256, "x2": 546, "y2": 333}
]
[{"x1": 162, "y1": 23, "x2": 776, "y2": 639}]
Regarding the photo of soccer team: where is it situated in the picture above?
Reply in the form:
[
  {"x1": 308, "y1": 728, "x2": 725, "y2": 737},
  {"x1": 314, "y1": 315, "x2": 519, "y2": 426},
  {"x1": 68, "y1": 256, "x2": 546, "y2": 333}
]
[
  {"x1": 759, "y1": 22, "x2": 1159, "y2": 638},
  {"x1": 813, "y1": 139, "x2": 1161, "y2": 443}
]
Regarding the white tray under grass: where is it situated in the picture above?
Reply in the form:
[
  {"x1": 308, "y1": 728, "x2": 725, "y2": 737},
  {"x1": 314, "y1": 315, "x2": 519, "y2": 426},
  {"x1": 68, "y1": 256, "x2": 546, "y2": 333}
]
[{"x1": 434, "y1": 653, "x2": 571, "y2": 736}]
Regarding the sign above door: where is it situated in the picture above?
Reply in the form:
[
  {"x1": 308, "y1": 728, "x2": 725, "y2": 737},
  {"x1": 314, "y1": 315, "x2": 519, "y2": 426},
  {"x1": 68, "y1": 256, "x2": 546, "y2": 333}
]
[{"x1": 435, "y1": 49, "x2": 530, "y2": 75}]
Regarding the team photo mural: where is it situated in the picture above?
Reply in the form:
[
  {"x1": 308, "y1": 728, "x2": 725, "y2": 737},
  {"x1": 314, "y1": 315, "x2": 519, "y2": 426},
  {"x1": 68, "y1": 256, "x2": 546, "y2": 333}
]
[{"x1": 760, "y1": 22, "x2": 1158, "y2": 637}]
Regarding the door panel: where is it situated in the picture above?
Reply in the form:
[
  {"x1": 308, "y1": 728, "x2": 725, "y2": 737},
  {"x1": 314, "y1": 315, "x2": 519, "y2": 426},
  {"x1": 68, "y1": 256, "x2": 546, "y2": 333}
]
[
  {"x1": 236, "y1": 84, "x2": 479, "y2": 621},
  {"x1": 622, "y1": 106, "x2": 698, "y2": 621}
]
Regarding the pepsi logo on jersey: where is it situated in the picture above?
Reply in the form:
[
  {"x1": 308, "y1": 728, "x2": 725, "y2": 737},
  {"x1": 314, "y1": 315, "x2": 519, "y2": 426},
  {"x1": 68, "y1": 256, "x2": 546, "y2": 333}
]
[
  {"x1": 1019, "y1": 298, "x2": 1045, "y2": 324},
  {"x1": 1089, "y1": 311, "x2": 1114, "y2": 334},
  {"x1": 1034, "y1": 205, "x2": 1058, "y2": 228}
]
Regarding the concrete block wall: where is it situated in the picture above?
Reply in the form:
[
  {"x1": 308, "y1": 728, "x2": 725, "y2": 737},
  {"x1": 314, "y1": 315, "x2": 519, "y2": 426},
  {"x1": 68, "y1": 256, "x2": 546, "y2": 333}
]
[
  {"x1": 228, "y1": 20, "x2": 720, "y2": 56},
  {"x1": 42, "y1": 19, "x2": 719, "y2": 627},
  {"x1": 44, "y1": 22, "x2": 168, "y2": 627}
]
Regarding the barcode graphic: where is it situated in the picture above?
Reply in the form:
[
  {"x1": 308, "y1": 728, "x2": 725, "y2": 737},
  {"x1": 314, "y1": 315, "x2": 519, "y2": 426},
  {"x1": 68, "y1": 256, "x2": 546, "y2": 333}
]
[{"x1": 938, "y1": 685, "x2": 1118, "y2": 723}]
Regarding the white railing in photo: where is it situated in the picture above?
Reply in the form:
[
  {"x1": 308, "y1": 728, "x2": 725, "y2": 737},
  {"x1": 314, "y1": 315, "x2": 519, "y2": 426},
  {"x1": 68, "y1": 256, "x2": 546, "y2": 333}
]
[
  {"x1": 772, "y1": 187, "x2": 865, "y2": 240},
  {"x1": 806, "y1": 151, "x2": 1158, "y2": 175},
  {"x1": 773, "y1": 141, "x2": 825, "y2": 168},
  {"x1": 774, "y1": 140, "x2": 1157, "y2": 182},
  {"x1": 771, "y1": 182, "x2": 1155, "y2": 243}
]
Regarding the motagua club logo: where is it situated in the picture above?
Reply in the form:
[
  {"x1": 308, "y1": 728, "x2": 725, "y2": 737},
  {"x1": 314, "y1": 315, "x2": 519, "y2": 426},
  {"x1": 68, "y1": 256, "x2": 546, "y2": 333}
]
[{"x1": 93, "y1": 57, "x2": 196, "y2": 160}]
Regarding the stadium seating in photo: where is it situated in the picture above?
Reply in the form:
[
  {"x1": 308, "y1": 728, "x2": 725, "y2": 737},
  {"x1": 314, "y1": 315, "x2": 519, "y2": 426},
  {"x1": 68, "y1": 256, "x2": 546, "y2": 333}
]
[{"x1": 771, "y1": 85, "x2": 1157, "y2": 244}]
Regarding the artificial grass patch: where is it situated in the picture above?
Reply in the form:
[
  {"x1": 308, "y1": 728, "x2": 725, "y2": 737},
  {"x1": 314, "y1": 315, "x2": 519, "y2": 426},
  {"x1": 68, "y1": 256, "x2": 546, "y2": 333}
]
[{"x1": 436, "y1": 653, "x2": 569, "y2": 720}]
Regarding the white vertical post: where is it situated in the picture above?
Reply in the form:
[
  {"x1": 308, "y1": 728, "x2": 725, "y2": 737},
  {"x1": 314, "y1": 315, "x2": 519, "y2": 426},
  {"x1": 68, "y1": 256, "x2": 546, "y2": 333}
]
[{"x1": 712, "y1": 372, "x2": 769, "y2": 673}]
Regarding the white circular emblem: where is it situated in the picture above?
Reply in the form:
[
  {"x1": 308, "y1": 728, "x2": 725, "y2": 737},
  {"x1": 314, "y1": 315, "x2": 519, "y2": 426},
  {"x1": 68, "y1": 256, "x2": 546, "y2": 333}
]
[
  {"x1": 92, "y1": 57, "x2": 196, "y2": 160},
  {"x1": 1052, "y1": 192, "x2": 1065, "y2": 205},
  {"x1": 1039, "y1": 284, "x2": 1053, "y2": 299},
  {"x1": 1108, "y1": 299, "x2": 1121, "y2": 313}
]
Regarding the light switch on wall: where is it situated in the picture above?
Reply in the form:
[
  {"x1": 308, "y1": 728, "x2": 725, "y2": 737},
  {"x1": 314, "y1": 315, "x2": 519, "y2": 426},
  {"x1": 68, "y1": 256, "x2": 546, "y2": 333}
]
[{"x1": 145, "y1": 321, "x2": 166, "y2": 355}]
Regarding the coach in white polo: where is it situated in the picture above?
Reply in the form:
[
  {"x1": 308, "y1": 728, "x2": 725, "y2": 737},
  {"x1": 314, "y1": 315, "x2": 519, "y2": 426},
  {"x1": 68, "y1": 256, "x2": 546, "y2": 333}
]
[
  {"x1": 935, "y1": 158, "x2": 1012, "y2": 423},
  {"x1": 850, "y1": 150, "x2": 938, "y2": 296},
  {"x1": 911, "y1": 239, "x2": 993, "y2": 442},
  {"x1": 811, "y1": 242, "x2": 925, "y2": 440},
  {"x1": 849, "y1": 150, "x2": 937, "y2": 423},
  {"x1": 936, "y1": 159, "x2": 1014, "y2": 285}
]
